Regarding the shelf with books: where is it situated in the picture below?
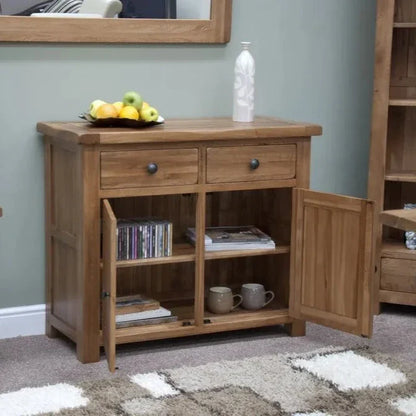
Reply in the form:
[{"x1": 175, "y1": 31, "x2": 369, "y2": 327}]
[{"x1": 115, "y1": 243, "x2": 195, "y2": 268}]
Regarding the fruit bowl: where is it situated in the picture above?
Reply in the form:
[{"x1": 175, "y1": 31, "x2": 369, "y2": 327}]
[{"x1": 79, "y1": 113, "x2": 165, "y2": 128}]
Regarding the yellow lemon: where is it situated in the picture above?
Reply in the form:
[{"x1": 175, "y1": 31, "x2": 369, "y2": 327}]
[
  {"x1": 141, "y1": 101, "x2": 150, "y2": 110},
  {"x1": 96, "y1": 103, "x2": 118, "y2": 119},
  {"x1": 112, "y1": 101, "x2": 124, "y2": 116},
  {"x1": 119, "y1": 105, "x2": 139, "y2": 120}
]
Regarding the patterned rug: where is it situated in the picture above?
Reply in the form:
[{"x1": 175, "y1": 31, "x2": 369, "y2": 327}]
[{"x1": 2, "y1": 346, "x2": 416, "y2": 416}]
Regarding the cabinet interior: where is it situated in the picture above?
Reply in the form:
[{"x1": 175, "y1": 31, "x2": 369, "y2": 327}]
[
  {"x1": 383, "y1": 181, "x2": 416, "y2": 241},
  {"x1": 101, "y1": 188, "x2": 292, "y2": 328},
  {"x1": 394, "y1": 0, "x2": 416, "y2": 23},
  {"x1": 390, "y1": 29, "x2": 416, "y2": 101}
]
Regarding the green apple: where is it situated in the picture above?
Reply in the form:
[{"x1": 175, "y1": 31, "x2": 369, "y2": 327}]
[
  {"x1": 89, "y1": 99, "x2": 106, "y2": 118},
  {"x1": 122, "y1": 91, "x2": 143, "y2": 111},
  {"x1": 141, "y1": 106, "x2": 159, "y2": 122}
]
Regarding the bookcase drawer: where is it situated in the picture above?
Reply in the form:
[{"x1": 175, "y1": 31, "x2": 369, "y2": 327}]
[
  {"x1": 206, "y1": 144, "x2": 296, "y2": 184},
  {"x1": 101, "y1": 149, "x2": 199, "y2": 189},
  {"x1": 381, "y1": 258, "x2": 416, "y2": 293}
]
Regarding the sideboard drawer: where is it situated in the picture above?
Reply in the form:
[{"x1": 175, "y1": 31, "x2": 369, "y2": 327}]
[
  {"x1": 206, "y1": 144, "x2": 296, "y2": 184},
  {"x1": 101, "y1": 149, "x2": 199, "y2": 189},
  {"x1": 381, "y1": 258, "x2": 416, "y2": 293}
]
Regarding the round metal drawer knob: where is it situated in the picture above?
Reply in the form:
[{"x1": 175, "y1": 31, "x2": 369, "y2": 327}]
[
  {"x1": 250, "y1": 158, "x2": 260, "y2": 170},
  {"x1": 147, "y1": 163, "x2": 158, "y2": 174}
]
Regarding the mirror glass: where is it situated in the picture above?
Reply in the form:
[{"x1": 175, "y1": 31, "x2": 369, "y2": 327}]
[{"x1": 0, "y1": 0, "x2": 212, "y2": 19}]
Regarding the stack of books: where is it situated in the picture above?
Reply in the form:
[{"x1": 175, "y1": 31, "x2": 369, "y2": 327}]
[
  {"x1": 115, "y1": 295, "x2": 177, "y2": 328},
  {"x1": 186, "y1": 225, "x2": 276, "y2": 251},
  {"x1": 116, "y1": 218, "x2": 172, "y2": 260}
]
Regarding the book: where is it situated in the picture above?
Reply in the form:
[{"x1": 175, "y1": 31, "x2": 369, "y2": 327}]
[
  {"x1": 115, "y1": 306, "x2": 172, "y2": 324},
  {"x1": 116, "y1": 315, "x2": 178, "y2": 329},
  {"x1": 186, "y1": 225, "x2": 276, "y2": 251},
  {"x1": 116, "y1": 295, "x2": 160, "y2": 315}
]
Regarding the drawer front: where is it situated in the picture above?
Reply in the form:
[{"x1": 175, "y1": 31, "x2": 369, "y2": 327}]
[
  {"x1": 206, "y1": 144, "x2": 296, "y2": 184},
  {"x1": 101, "y1": 149, "x2": 198, "y2": 189},
  {"x1": 381, "y1": 258, "x2": 416, "y2": 293}
]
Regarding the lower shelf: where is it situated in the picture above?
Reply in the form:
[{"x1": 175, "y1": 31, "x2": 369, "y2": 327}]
[
  {"x1": 382, "y1": 240, "x2": 416, "y2": 260},
  {"x1": 109, "y1": 305, "x2": 291, "y2": 345},
  {"x1": 379, "y1": 290, "x2": 416, "y2": 306}
]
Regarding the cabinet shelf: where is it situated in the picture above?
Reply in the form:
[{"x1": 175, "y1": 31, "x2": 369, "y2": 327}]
[
  {"x1": 382, "y1": 240, "x2": 416, "y2": 260},
  {"x1": 385, "y1": 170, "x2": 416, "y2": 182},
  {"x1": 114, "y1": 304, "x2": 291, "y2": 344},
  {"x1": 111, "y1": 242, "x2": 291, "y2": 268},
  {"x1": 394, "y1": 22, "x2": 416, "y2": 28},
  {"x1": 380, "y1": 208, "x2": 416, "y2": 231},
  {"x1": 388, "y1": 98, "x2": 416, "y2": 107}
]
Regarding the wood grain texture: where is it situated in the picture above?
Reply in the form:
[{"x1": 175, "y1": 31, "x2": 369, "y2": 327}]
[
  {"x1": 382, "y1": 239, "x2": 416, "y2": 260},
  {"x1": 379, "y1": 289, "x2": 416, "y2": 305},
  {"x1": 206, "y1": 144, "x2": 296, "y2": 183},
  {"x1": 289, "y1": 189, "x2": 374, "y2": 337},
  {"x1": 101, "y1": 149, "x2": 199, "y2": 189},
  {"x1": 102, "y1": 199, "x2": 117, "y2": 373},
  {"x1": 394, "y1": 0, "x2": 416, "y2": 23},
  {"x1": 380, "y1": 208, "x2": 416, "y2": 230},
  {"x1": 0, "y1": 0, "x2": 232, "y2": 44},
  {"x1": 381, "y1": 257, "x2": 416, "y2": 293},
  {"x1": 40, "y1": 117, "x2": 328, "y2": 368},
  {"x1": 37, "y1": 117, "x2": 323, "y2": 145},
  {"x1": 367, "y1": 0, "x2": 397, "y2": 312}
]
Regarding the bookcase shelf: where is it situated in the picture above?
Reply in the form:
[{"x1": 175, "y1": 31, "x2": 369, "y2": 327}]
[
  {"x1": 368, "y1": 0, "x2": 416, "y2": 310},
  {"x1": 385, "y1": 170, "x2": 416, "y2": 182},
  {"x1": 389, "y1": 98, "x2": 416, "y2": 107},
  {"x1": 394, "y1": 22, "x2": 416, "y2": 28},
  {"x1": 382, "y1": 239, "x2": 416, "y2": 260}
]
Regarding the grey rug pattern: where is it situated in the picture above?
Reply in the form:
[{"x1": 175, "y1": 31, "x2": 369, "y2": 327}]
[
  {"x1": 2, "y1": 306, "x2": 416, "y2": 416},
  {"x1": 31, "y1": 346, "x2": 416, "y2": 416}
]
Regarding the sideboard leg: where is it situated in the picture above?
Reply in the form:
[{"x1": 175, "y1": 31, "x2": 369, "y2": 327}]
[
  {"x1": 45, "y1": 322, "x2": 59, "y2": 338},
  {"x1": 285, "y1": 319, "x2": 306, "y2": 337},
  {"x1": 76, "y1": 337, "x2": 101, "y2": 364}
]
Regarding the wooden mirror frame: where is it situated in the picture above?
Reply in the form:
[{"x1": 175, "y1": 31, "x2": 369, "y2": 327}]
[{"x1": 0, "y1": 0, "x2": 231, "y2": 43}]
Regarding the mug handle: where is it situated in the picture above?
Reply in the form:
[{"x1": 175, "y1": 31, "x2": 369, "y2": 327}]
[
  {"x1": 231, "y1": 294, "x2": 243, "y2": 310},
  {"x1": 263, "y1": 291, "x2": 275, "y2": 307}
]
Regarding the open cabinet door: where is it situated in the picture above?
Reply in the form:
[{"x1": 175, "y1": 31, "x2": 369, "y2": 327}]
[
  {"x1": 289, "y1": 189, "x2": 374, "y2": 336},
  {"x1": 102, "y1": 199, "x2": 117, "y2": 372}
]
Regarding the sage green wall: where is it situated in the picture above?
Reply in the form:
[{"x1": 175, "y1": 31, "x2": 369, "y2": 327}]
[{"x1": 0, "y1": 0, "x2": 376, "y2": 308}]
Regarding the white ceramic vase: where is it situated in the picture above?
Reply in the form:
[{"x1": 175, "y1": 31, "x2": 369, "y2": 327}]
[{"x1": 233, "y1": 41, "x2": 255, "y2": 122}]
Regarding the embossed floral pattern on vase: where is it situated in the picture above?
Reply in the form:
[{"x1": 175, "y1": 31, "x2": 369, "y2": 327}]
[{"x1": 233, "y1": 42, "x2": 255, "y2": 122}]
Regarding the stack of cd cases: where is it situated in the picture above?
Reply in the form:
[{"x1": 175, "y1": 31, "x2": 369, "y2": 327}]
[{"x1": 116, "y1": 218, "x2": 172, "y2": 260}]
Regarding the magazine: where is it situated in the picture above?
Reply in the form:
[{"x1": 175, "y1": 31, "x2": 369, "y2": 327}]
[{"x1": 186, "y1": 226, "x2": 276, "y2": 251}]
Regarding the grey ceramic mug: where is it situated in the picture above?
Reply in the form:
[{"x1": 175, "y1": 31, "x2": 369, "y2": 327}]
[
  {"x1": 207, "y1": 286, "x2": 243, "y2": 314},
  {"x1": 241, "y1": 283, "x2": 275, "y2": 310}
]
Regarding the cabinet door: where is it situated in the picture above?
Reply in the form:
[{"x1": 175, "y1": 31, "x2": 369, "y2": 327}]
[
  {"x1": 289, "y1": 189, "x2": 374, "y2": 336},
  {"x1": 102, "y1": 199, "x2": 117, "y2": 372}
]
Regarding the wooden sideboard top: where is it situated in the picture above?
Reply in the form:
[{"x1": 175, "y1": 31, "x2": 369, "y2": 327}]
[{"x1": 37, "y1": 117, "x2": 322, "y2": 145}]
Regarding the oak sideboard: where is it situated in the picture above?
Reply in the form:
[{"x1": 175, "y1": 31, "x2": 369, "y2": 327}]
[{"x1": 37, "y1": 117, "x2": 374, "y2": 371}]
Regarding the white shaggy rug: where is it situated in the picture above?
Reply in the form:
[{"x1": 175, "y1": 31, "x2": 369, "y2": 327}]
[{"x1": 1, "y1": 346, "x2": 415, "y2": 416}]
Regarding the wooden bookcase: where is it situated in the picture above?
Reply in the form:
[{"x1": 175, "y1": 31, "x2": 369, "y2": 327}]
[
  {"x1": 368, "y1": 0, "x2": 416, "y2": 310},
  {"x1": 38, "y1": 117, "x2": 375, "y2": 371}
]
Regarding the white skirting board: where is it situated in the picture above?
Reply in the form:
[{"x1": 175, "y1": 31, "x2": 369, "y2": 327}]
[{"x1": 0, "y1": 304, "x2": 46, "y2": 339}]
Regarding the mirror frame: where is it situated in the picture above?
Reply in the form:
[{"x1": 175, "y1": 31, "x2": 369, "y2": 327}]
[{"x1": 0, "y1": 0, "x2": 231, "y2": 43}]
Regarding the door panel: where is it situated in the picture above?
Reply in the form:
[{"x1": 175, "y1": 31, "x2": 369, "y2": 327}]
[
  {"x1": 102, "y1": 199, "x2": 117, "y2": 372},
  {"x1": 289, "y1": 189, "x2": 374, "y2": 336}
]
